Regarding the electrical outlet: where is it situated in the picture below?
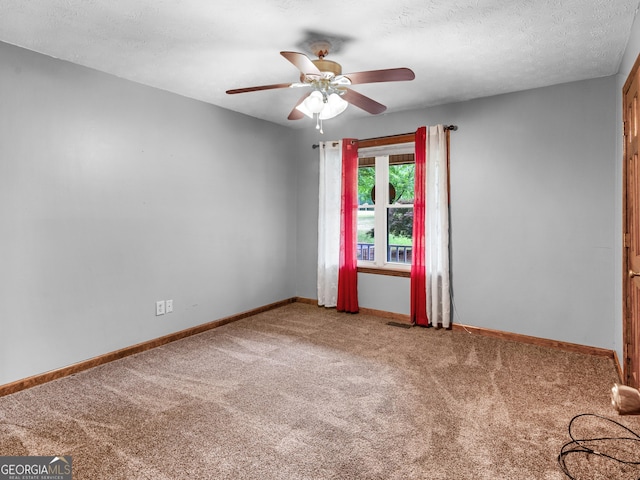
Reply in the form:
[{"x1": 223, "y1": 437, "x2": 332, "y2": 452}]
[
  {"x1": 156, "y1": 300, "x2": 165, "y2": 316},
  {"x1": 166, "y1": 299, "x2": 173, "y2": 313}
]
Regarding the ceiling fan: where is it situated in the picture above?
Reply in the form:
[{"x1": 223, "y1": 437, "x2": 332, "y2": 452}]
[{"x1": 225, "y1": 42, "x2": 415, "y2": 130}]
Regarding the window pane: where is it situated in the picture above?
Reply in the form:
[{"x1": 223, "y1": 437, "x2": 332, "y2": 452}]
[
  {"x1": 388, "y1": 163, "x2": 415, "y2": 204},
  {"x1": 358, "y1": 166, "x2": 375, "y2": 261},
  {"x1": 388, "y1": 162, "x2": 414, "y2": 264},
  {"x1": 387, "y1": 207, "x2": 413, "y2": 264}
]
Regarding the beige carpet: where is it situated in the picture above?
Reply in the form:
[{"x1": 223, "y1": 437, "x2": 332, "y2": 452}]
[{"x1": 1, "y1": 302, "x2": 639, "y2": 479}]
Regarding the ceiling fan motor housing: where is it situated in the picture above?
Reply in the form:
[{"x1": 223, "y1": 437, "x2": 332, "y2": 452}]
[
  {"x1": 312, "y1": 58, "x2": 342, "y2": 77},
  {"x1": 305, "y1": 40, "x2": 342, "y2": 78}
]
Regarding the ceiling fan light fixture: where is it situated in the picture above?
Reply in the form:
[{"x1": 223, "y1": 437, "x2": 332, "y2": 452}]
[
  {"x1": 296, "y1": 91, "x2": 348, "y2": 121},
  {"x1": 319, "y1": 93, "x2": 348, "y2": 120},
  {"x1": 303, "y1": 90, "x2": 324, "y2": 114},
  {"x1": 294, "y1": 102, "x2": 313, "y2": 119}
]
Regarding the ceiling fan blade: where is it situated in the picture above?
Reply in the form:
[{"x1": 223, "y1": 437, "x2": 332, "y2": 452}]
[
  {"x1": 226, "y1": 83, "x2": 294, "y2": 94},
  {"x1": 281, "y1": 51, "x2": 322, "y2": 76},
  {"x1": 342, "y1": 88, "x2": 387, "y2": 115},
  {"x1": 343, "y1": 68, "x2": 415, "y2": 85},
  {"x1": 288, "y1": 92, "x2": 311, "y2": 120}
]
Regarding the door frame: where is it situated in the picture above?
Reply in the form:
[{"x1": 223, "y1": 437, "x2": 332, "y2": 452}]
[{"x1": 623, "y1": 53, "x2": 640, "y2": 386}]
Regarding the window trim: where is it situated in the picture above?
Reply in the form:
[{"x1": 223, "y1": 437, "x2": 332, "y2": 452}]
[
  {"x1": 358, "y1": 266, "x2": 410, "y2": 277},
  {"x1": 357, "y1": 141, "x2": 415, "y2": 275}
]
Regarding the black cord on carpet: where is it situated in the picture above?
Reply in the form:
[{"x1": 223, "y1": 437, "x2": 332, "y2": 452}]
[{"x1": 558, "y1": 413, "x2": 640, "y2": 479}]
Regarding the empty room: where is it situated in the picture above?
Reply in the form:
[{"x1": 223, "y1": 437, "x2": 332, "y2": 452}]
[{"x1": 2, "y1": 1, "x2": 640, "y2": 479}]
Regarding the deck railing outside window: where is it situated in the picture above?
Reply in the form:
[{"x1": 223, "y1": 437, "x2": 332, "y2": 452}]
[{"x1": 357, "y1": 243, "x2": 412, "y2": 264}]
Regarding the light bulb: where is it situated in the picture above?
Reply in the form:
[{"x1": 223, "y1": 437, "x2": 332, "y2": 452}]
[
  {"x1": 319, "y1": 93, "x2": 348, "y2": 120},
  {"x1": 304, "y1": 91, "x2": 324, "y2": 114}
]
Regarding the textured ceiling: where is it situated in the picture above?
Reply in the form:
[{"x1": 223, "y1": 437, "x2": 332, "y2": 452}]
[{"x1": 0, "y1": 0, "x2": 638, "y2": 128}]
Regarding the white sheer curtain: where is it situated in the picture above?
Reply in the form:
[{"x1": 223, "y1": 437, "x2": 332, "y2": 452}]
[
  {"x1": 317, "y1": 141, "x2": 342, "y2": 307},
  {"x1": 425, "y1": 125, "x2": 451, "y2": 327}
]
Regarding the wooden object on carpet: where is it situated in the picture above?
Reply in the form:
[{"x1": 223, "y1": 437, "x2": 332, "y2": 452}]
[{"x1": 612, "y1": 384, "x2": 640, "y2": 414}]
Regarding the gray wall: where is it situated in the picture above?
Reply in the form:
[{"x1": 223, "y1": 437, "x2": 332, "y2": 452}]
[
  {"x1": 0, "y1": 42, "x2": 297, "y2": 385},
  {"x1": 294, "y1": 75, "x2": 619, "y2": 350}
]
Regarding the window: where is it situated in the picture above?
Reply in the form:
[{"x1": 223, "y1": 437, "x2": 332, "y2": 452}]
[{"x1": 357, "y1": 142, "x2": 415, "y2": 271}]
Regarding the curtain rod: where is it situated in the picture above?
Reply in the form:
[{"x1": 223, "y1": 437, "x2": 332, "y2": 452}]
[{"x1": 311, "y1": 125, "x2": 457, "y2": 149}]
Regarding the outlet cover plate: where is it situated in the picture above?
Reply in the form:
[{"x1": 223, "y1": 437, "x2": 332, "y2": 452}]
[
  {"x1": 156, "y1": 300, "x2": 165, "y2": 316},
  {"x1": 166, "y1": 299, "x2": 173, "y2": 313}
]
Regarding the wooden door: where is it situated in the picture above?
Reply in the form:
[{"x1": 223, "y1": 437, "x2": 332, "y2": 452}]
[{"x1": 624, "y1": 54, "x2": 640, "y2": 387}]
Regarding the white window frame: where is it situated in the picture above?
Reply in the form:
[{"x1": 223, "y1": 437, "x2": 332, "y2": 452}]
[{"x1": 357, "y1": 142, "x2": 415, "y2": 272}]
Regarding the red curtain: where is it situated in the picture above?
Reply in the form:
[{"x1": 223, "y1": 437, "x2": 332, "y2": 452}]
[
  {"x1": 337, "y1": 139, "x2": 359, "y2": 313},
  {"x1": 411, "y1": 127, "x2": 429, "y2": 326}
]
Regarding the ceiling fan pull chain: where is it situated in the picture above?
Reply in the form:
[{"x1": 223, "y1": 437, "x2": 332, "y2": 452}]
[{"x1": 314, "y1": 114, "x2": 324, "y2": 134}]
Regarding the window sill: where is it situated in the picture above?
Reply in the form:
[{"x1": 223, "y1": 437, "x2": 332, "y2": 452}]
[{"x1": 357, "y1": 266, "x2": 411, "y2": 278}]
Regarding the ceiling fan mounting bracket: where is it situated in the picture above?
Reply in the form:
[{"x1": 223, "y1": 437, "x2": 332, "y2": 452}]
[
  {"x1": 304, "y1": 41, "x2": 343, "y2": 81},
  {"x1": 308, "y1": 40, "x2": 332, "y2": 59}
]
